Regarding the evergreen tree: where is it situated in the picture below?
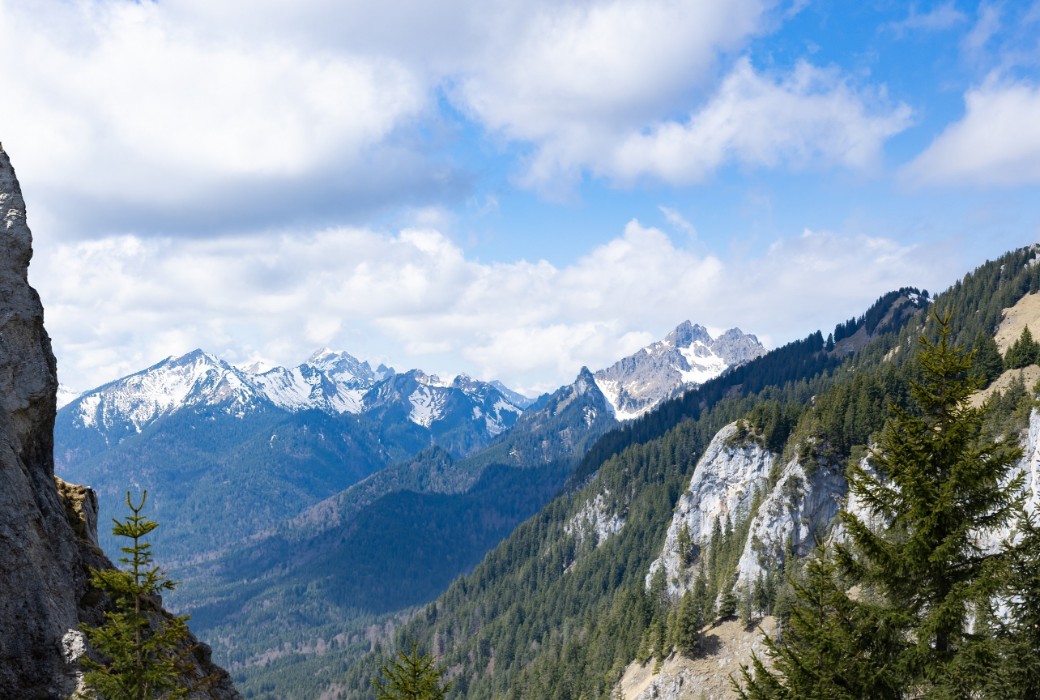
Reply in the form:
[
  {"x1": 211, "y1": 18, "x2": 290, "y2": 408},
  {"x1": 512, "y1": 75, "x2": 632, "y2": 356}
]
[
  {"x1": 970, "y1": 331, "x2": 1004, "y2": 385},
  {"x1": 734, "y1": 550, "x2": 902, "y2": 700},
  {"x1": 676, "y1": 523, "x2": 694, "y2": 567},
  {"x1": 717, "y1": 583, "x2": 738, "y2": 622},
  {"x1": 80, "y1": 491, "x2": 195, "y2": 700},
  {"x1": 988, "y1": 511, "x2": 1040, "y2": 698},
  {"x1": 675, "y1": 590, "x2": 703, "y2": 658},
  {"x1": 373, "y1": 641, "x2": 452, "y2": 700},
  {"x1": 1004, "y1": 326, "x2": 1040, "y2": 369},
  {"x1": 738, "y1": 311, "x2": 1027, "y2": 698},
  {"x1": 842, "y1": 310, "x2": 1024, "y2": 694}
]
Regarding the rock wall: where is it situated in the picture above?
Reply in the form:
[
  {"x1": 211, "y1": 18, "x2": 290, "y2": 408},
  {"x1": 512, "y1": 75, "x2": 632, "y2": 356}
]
[
  {"x1": 647, "y1": 423, "x2": 774, "y2": 598},
  {"x1": 0, "y1": 143, "x2": 239, "y2": 699},
  {"x1": 736, "y1": 455, "x2": 846, "y2": 585},
  {"x1": 648, "y1": 422, "x2": 849, "y2": 600}
]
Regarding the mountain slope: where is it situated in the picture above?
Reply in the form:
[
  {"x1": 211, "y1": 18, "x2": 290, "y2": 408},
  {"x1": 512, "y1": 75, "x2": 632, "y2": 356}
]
[
  {"x1": 331, "y1": 249, "x2": 1040, "y2": 699},
  {"x1": 174, "y1": 367, "x2": 618, "y2": 698},
  {"x1": 55, "y1": 349, "x2": 530, "y2": 565}
]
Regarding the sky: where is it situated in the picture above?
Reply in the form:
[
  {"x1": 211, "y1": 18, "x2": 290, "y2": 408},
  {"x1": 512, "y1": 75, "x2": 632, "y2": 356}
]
[{"x1": 2, "y1": 0, "x2": 1040, "y2": 396}]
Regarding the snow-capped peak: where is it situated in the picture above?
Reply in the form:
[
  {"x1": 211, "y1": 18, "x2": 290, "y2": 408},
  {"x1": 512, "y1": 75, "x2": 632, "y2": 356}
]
[
  {"x1": 69, "y1": 349, "x2": 253, "y2": 433},
  {"x1": 56, "y1": 384, "x2": 81, "y2": 410},
  {"x1": 62, "y1": 347, "x2": 530, "y2": 439},
  {"x1": 594, "y1": 321, "x2": 766, "y2": 421}
]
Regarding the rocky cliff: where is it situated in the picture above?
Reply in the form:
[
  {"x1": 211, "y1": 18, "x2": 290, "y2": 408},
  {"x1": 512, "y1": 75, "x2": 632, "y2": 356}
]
[
  {"x1": 0, "y1": 143, "x2": 239, "y2": 699},
  {"x1": 646, "y1": 423, "x2": 775, "y2": 598}
]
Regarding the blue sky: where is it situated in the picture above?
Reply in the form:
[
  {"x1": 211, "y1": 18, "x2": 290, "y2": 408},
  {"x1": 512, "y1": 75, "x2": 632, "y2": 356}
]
[{"x1": 2, "y1": 0, "x2": 1039, "y2": 395}]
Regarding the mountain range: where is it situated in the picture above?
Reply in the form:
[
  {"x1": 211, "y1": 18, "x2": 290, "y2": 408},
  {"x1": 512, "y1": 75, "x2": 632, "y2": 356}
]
[{"x1": 52, "y1": 318, "x2": 765, "y2": 695}]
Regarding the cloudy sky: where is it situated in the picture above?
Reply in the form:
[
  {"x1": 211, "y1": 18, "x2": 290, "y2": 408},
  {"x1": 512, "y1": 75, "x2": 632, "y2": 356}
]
[{"x1": 3, "y1": 0, "x2": 1040, "y2": 396}]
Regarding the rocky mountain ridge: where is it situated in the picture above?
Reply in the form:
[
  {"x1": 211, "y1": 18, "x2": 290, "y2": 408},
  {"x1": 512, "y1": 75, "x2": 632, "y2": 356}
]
[
  {"x1": 63, "y1": 346, "x2": 523, "y2": 441},
  {"x1": 594, "y1": 321, "x2": 766, "y2": 419}
]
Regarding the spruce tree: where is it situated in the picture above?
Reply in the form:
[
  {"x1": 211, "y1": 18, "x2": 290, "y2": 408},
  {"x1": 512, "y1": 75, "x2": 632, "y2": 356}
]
[
  {"x1": 734, "y1": 550, "x2": 902, "y2": 700},
  {"x1": 988, "y1": 511, "x2": 1040, "y2": 699},
  {"x1": 80, "y1": 491, "x2": 195, "y2": 700},
  {"x1": 1004, "y1": 326, "x2": 1039, "y2": 369},
  {"x1": 737, "y1": 311, "x2": 1027, "y2": 698},
  {"x1": 373, "y1": 641, "x2": 452, "y2": 700},
  {"x1": 970, "y1": 331, "x2": 1003, "y2": 385},
  {"x1": 675, "y1": 590, "x2": 703, "y2": 657},
  {"x1": 841, "y1": 309, "x2": 1024, "y2": 694}
]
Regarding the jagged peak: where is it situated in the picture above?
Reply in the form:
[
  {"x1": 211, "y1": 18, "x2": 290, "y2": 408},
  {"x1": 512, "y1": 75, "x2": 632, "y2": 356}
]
[
  {"x1": 665, "y1": 320, "x2": 713, "y2": 347},
  {"x1": 163, "y1": 348, "x2": 226, "y2": 369}
]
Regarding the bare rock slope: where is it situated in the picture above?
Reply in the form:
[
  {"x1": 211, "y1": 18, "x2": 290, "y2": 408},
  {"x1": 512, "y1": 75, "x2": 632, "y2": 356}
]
[{"x1": 0, "y1": 143, "x2": 239, "y2": 698}]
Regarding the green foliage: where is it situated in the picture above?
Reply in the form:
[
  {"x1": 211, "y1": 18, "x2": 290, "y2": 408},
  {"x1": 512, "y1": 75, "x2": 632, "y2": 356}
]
[
  {"x1": 970, "y1": 331, "x2": 1004, "y2": 385},
  {"x1": 372, "y1": 641, "x2": 451, "y2": 700},
  {"x1": 844, "y1": 311, "x2": 1024, "y2": 693},
  {"x1": 675, "y1": 589, "x2": 703, "y2": 657},
  {"x1": 735, "y1": 550, "x2": 902, "y2": 700},
  {"x1": 80, "y1": 491, "x2": 196, "y2": 700},
  {"x1": 739, "y1": 311, "x2": 1032, "y2": 698},
  {"x1": 981, "y1": 510, "x2": 1040, "y2": 699},
  {"x1": 983, "y1": 373, "x2": 1036, "y2": 439},
  {"x1": 1004, "y1": 326, "x2": 1040, "y2": 369}
]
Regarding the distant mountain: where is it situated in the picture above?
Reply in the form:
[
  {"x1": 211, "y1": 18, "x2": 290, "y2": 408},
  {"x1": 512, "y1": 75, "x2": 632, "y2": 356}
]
[
  {"x1": 54, "y1": 348, "x2": 529, "y2": 564},
  {"x1": 593, "y1": 321, "x2": 766, "y2": 419}
]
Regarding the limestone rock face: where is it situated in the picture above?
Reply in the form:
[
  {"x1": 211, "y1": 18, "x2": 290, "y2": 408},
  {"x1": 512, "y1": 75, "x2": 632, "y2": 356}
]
[
  {"x1": 736, "y1": 455, "x2": 846, "y2": 585},
  {"x1": 647, "y1": 423, "x2": 775, "y2": 598},
  {"x1": 0, "y1": 143, "x2": 239, "y2": 699}
]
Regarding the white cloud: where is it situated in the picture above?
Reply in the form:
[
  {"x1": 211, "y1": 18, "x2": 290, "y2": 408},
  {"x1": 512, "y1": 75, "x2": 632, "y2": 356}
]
[
  {"x1": 903, "y1": 77, "x2": 1040, "y2": 186},
  {"x1": 659, "y1": 207, "x2": 698, "y2": 239},
  {"x1": 34, "y1": 222, "x2": 949, "y2": 396},
  {"x1": 883, "y1": 3, "x2": 967, "y2": 35},
  {"x1": 0, "y1": 0, "x2": 430, "y2": 237},
  {"x1": 454, "y1": 0, "x2": 770, "y2": 137},
  {"x1": 0, "y1": 0, "x2": 917, "y2": 230},
  {"x1": 603, "y1": 59, "x2": 913, "y2": 184}
]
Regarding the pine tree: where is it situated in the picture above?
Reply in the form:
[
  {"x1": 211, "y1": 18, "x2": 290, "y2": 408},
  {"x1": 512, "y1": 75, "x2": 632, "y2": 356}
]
[
  {"x1": 1004, "y1": 326, "x2": 1039, "y2": 369},
  {"x1": 841, "y1": 309, "x2": 1024, "y2": 694},
  {"x1": 987, "y1": 511, "x2": 1040, "y2": 699},
  {"x1": 734, "y1": 550, "x2": 902, "y2": 700},
  {"x1": 80, "y1": 491, "x2": 195, "y2": 700},
  {"x1": 373, "y1": 641, "x2": 452, "y2": 700},
  {"x1": 970, "y1": 331, "x2": 1004, "y2": 385},
  {"x1": 676, "y1": 523, "x2": 694, "y2": 567}
]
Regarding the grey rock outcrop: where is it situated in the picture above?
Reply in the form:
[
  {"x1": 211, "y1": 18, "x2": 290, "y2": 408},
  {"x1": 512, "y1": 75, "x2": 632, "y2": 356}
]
[
  {"x1": 647, "y1": 423, "x2": 775, "y2": 599},
  {"x1": 736, "y1": 455, "x2": 846, "y2": 585},
  {"x1": 0, "y1": 143, "x2": 239, "y2": 698},
  {"x1": 647, "y1": 422, "x2": 847, "y2": 601}
]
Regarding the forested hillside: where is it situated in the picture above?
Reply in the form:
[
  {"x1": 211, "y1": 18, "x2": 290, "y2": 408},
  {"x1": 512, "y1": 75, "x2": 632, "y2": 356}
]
[
  {"x1": 177, "y1": 367, "x2": 619, "y2": 697},
  {"x1": 332, "y1": 246, "x2": 1040, "y2": 699}
]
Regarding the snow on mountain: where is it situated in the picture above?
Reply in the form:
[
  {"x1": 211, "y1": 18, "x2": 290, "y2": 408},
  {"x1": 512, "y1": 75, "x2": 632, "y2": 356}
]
[
  {"x1": 56, "y1": 384, "x2": 81, "y2": 410},
  {"x1": 64, "y1": 348, "x2": 528, "y2": 439},
  {"x1": 70, "y1": 350, "x2": 256, "y2": 433},
  {"x1": 594, "y1": 321, "x2": 766, "y2": 420}
]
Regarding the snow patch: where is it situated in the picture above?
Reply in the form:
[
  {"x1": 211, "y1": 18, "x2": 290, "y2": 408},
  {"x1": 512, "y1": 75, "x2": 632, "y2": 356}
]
[{"x1": 408, "y1": 386, "x2": 447, "y2": 427}]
